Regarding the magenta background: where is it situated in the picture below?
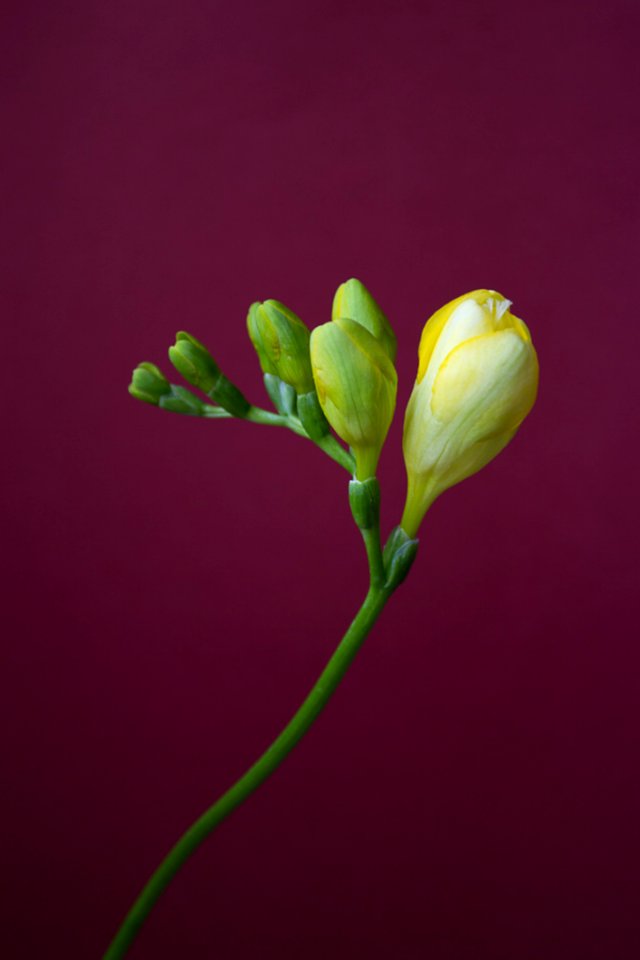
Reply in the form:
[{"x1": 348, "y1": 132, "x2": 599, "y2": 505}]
[{"x1": 2, "y1": 1, "x2": 639, "y2": 958}]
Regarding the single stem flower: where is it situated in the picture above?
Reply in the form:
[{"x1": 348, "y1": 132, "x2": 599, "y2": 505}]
[{"x1": 113, "y1": 280, "x2": 538, "y2": 959}]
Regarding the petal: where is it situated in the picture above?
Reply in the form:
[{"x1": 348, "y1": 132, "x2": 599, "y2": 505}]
[
  {"x1": 417, "y1": 289, "x2": 495, "y2": 383},
  {"x1": 431, "y1": 329, "x2": 539, "y2": 435}
]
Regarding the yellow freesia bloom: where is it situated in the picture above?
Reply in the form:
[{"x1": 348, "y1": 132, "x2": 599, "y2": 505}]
[{"x1": 401, "y1": 290, "x2": 539, "y2": 536}]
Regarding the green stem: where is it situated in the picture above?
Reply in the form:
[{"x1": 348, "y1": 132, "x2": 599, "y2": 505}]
[
  {"x1": 245, "y1": 406, "x2": 308, "y2": 436},
  {"x1": 104, "y1": 578, "x2": 391, "y2": 959},
  {"x1": 361, "y1": 525, "x2": 385, "y2": 589}
]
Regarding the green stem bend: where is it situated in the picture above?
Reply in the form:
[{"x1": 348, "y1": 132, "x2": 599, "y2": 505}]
[{"x1": 104, "y1": 583, "x2": 392, "y2": 959}]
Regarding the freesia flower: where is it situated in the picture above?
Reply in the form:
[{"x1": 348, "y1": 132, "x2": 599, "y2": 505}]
[{"x1": 401, "y1": 289, "x2": 538, "y2": 536}]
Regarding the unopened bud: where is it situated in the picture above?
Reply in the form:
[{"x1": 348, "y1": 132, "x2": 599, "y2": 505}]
[
  {"x1": 168, "y1": 332, "x2": 220, "y2": 393},
  {"x1": 247, "y1": 300, "x2": 314, "y2": 395},
  {"x1": 128, "y1": 362, "x2": 172, "y2": 405},
  {"x1": 169, "y1": 331, "x2": 250, "y2": 418}
]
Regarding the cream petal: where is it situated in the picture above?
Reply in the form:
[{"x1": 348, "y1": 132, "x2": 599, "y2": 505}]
[{"x1": 431, "y1": 329, "x2": 538, "y2": 433}]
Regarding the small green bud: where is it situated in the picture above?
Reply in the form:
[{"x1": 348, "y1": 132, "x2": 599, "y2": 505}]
[
  {"x1": 332, "y1": 278, "x2": 397, "y2": 362},
  {"x1": 159, "y1": 385, "x2": 206, "y2": 416},
  {"x1": 383, "y1": 526, "x2": 419, "y2": 590},
  {"x1": 297, "y1": 390, "x2": 329, "y2": 440},
  {"x1": 263, "y1": 373, "x2": 297, "y2": 417},
  {"x1": 128, "y1": 362, "x2": 172, "y2": 405},
  {"x1": 168, "y1": 330, "x2": 250, "y2": 418},
  {"x1": 168, "y1": 331, "x2": 221, "y2": 393},
  {"x1": 248, "y1": 300, "x2": 314, "y2": 394},
  {"x1": 348, "y1": 478, "x2": 381, "y2": 531}
]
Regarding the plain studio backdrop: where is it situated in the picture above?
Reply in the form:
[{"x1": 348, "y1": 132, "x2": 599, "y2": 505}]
[{"x1": 2, "y1": 1, "x2": 639, "y2": 958}]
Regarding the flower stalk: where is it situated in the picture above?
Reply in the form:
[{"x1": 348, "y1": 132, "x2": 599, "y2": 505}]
[
  {"x1": 117, "y1": 278, "x2": 537, "y2": 958},
  {"x1": 104, "y1": 479, "x2": 406, "y2": 960}
]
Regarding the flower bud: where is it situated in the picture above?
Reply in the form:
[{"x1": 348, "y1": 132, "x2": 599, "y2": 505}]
[
  {"x1": 128, "y1": 362, "x2": 172, "y2": 405},
  {"x1": 332, "y1": 278, "x2": 397, "y2": 362},
  {"x1": 168, "y1": 332, "x2": 220, "y2": 393},
  {"x1": 168, "y1": 331, "x2": 250, "y2": 418},
  {"x1": 401, "y1": 290, "x2": 539, "y2": 536},
  {"x1": 247, "y1": 300, "x2": 314, "y2": 395},
  {"x1": 310, "y1": 317, "x2": 397, "y2": 480}
]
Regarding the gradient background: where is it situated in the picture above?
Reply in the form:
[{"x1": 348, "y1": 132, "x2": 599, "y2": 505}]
[{"x1": 2, "y1": 1, "x2": 639, "y2": 958}]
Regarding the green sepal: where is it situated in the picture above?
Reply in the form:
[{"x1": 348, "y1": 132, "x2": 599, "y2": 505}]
[
  {"x1": 128, "y1": 362, "x2": 172, "y2": 405},
  {"x1": 264, "y1": 373, "x2": 297, "y2": 417},
  {"x1": 209, "y1": 375, "x2": 251, "y2": 418},
  {"x1": 383, "y1": 526, "x2": 419, "y2": 590},
  {"x1": 159, "y1": 385, "x2": 206, "y2": 416},
  {"x1": 348, "y1": 477, "x2": 381, "y2": 531},
  {"x1": 297, "y1": 391, "x2": 329, "y2": 440}
]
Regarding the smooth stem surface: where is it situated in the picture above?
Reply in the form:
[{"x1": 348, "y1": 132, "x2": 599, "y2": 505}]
[{"x1": 104, "y1": 541, "x2": 390, "y2": 959}]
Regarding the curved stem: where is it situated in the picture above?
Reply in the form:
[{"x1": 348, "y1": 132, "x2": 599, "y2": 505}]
[
  {"x1": 361, "y1": 525, "x2": 385, "y2": 589},
  {"x1": 104, "y1": 583, "x2": 391, "y2": 959}
]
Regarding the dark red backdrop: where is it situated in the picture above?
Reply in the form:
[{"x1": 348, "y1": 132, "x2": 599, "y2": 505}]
[{"x1": 3, "y1": 1, "x2": 639, "y2": 957}]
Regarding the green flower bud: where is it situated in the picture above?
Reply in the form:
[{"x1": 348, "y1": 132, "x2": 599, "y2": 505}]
[
  {"x1": 128, "y1": 362, "x2": 172, "y2": 405},
  {"x1": 332, "y1": 278, "x2": 397, "y2": 362},
  {"x1": 247, "y1": 300, "x2": 314, "y2": 394},
  {"x1": 310, "y1": 317, "x2": 397, "y2": 480},
  {"x1": 168, "y1": 331, "x2": 250, "y2": 418},
  {"x1": 168, "y1": 332, "x2": 221, "y2": 393}
]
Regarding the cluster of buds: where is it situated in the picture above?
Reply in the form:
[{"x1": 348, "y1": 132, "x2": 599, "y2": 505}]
[{"x1": 129, "y1": 280, "x2": 538, "y2": 540}]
